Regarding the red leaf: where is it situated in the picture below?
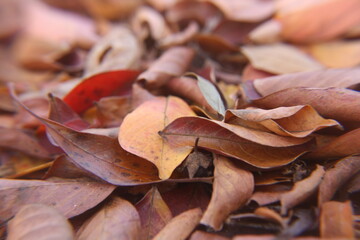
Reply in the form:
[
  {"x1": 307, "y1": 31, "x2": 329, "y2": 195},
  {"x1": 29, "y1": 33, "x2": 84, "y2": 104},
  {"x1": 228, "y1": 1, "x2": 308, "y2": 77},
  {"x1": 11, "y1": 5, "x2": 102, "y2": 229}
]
[{"x1": 63, "y1": 70, "x2": 139, "y2": 114}]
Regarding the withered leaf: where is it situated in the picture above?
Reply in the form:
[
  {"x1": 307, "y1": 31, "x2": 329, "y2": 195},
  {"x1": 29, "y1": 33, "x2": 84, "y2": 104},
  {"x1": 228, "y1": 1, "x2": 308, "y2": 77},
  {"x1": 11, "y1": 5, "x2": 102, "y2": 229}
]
[
  {"x1": 0, "y1": 178, "x2": 115, "y2": 224},
  {"x1": 241, "y1": 43, "x2": 323, "y2": 75},
  {"x1": 136, "y1": 187, "x2": 173, "y2": 240},
  {"x1": 320, "y1": 201, "x2": 355, "y2": 239},
  {"x1": 201, "y1": 155, "x2": 254, "y2": 230},
  {"x1": 190, "y1": 231, "x2": 230, "y2": 240},
  {"x1": 153, "y1": 208, "x2": 202, "y2": 240},
  {"x1": 119, "y1": 96, "x2": 195, "y2": 179},
  {"x1": 76, "y1": 197, "x2": 141, "y2": 240},
  {"x1": 6, "y1": 204, "x2": 74, "y2": 240},
  {"x1": 318, "y1": 155, "x2": 360, "y2": 205},
  {"x1": 225, "y1": 105, "x2": 340, "y2": 138},
  {"x1": 280, "y1": 165, "x2": 325, "y2": 215},
  {"x1": 160, "y1": 116, "x2": 314, "y2": 169}
]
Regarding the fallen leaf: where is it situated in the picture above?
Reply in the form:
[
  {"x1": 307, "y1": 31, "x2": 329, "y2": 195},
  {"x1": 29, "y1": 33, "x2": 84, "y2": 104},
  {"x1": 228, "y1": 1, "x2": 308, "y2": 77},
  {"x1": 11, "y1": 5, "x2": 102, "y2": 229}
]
[
  {"x1": 201, "y1": 0, "x2": 275, "y2": 22},
  {"x1": 189, "y1": 231, "x2": 230, "y2": 240},
  {"x1": 248, "y1": 19, "x2": 282, "y2": 44},
  {"x1": 242, "y1": 64, "x2": 275, "y2": 82},
  {"x1": 252, "y1": 87, "x2": 360, "y2": 125},
  {"x1": 318, "y1": 155, "x2": 360, "y2": 205},
  {"x1": 320, "y1": 201, "x2": 355, "y2": 239},
  {"x1": 201, "y1": 155, "x2": 254, "y2": 230},
  {"x1": 160, "y1": 116, "x2": 314, "y2": 169},
  {"x1": 308, "y1": 128, "x2": 360, "y2": 159},
  {"x1": 137, "y1": 46, "x2": 195, "y2": 89},
  {"x1": 147, "y1": 0, "x2": 180, "y2": 11},
  {"x1": 119, "y1": 96, "x2": 196, "y2": 179},
  {"x1": 307, "y1": 40, "x2": 360, "y2": 68},
  {"x1": 183, "y1": 151, "x2": 212, "y2": 178},
  {"x1": 84, "y1": 26, "x2": 142, "y2": 76},
  {"x1": 225, "y1": 105, "x2": 340, "y2": 137},
  {"x1": 153, "y1": 208, "x2": 202, "y2": 240},
  {"x1": 0, "y1": 0, "x2": 21, "y2": 40},
  {"x1": 63, "y1": 70, "x2": 139, "y2": 114},
  {"x1": 251, "y1": 184, "x2": 292, "y2": 206},
  {"x1": 136, "y1": 187, "x2": 173, "y2": 240},
  {"x1": 159, "y1": 21, "x2": 199, "y2": 48},
  {"x1": 6, "y1": 204, "x2": 74, "y2": 240},
  {"x1": 276, "y1": 0, "x2": 360, "y2": 43},
  {"x1": 241, "y1": 43, "x2": 323, "y2": 75},
  {"x1": 254, "y1": 207, "x2": 285, "y2": 227},
  {"x1": 280, "y1": 165, "x2": 325, "y2": 215},
  {"x1": 252, "y1": 67, "x2": 360, "y2": 97},
  {"x1": 76, "y1": 197, "x2": 141, "y2": 240},
  {"x1": 0, "y1": 178, "x2": 115, "y2": 223}
]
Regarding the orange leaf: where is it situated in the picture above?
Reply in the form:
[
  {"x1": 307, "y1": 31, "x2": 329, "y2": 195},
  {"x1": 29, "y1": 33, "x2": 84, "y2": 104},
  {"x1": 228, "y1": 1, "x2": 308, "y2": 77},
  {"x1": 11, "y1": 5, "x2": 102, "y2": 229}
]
[
  {"x1": 119, "y1": 96, "x2": 196, "y2": 179},
  {"x1": 7, "y1": 204, "x2": 74, "y2": 240},
  {"x1": 201, "y1": 155, "x2": 254, "y2": 230}
]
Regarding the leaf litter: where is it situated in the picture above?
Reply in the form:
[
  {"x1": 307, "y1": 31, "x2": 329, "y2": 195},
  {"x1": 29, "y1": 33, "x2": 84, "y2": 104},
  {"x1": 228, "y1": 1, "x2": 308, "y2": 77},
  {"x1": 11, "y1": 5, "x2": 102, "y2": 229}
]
[{"x1": 0, "y1": 0, "x2": 360, "y2": 239}]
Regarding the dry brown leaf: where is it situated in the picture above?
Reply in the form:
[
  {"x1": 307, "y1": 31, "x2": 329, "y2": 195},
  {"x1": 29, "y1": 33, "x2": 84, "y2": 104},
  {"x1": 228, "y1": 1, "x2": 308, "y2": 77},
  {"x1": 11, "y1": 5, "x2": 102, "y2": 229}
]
[
  {"x1": 7, "y1": 204, "x2": 74, "y2": 240},
  {"x1": 76, "y1": 197, "x2": 141, "y2": 240},
  {"x1": 241, "y1": 43, "x2": 323, "y2": 75},
  {"x1": 160, "y1": 116, "x2": 314, "y2": 169},
  {"x1": 242, "y1": 64, "x2": 274, "y2": 82},
  {"x1": 147, "y1": 0, "x2": 180, "y2": 11},
  {"x1": 249, "y1": 19, "x2": 282, "y2": 44},
  {"x1": 85, "y1": 26, "x2": 142, "y2": 75},
  {"x1": 153, "y1": 208, "x2": 202, "y2": 240},
  {"x1": 252, "y1": 87, "x2": 360, "y2": 125},
  {"x1": 251, "y1": 184, "x2": 292, "y2": 206},
  {"x1": 136, "y1": 187, "x2": 173, "y2": 240},
  {"x1": 254, "y1": 207, "x2": 285, "y2": 227},
  {"x1": 280, "y1": 165, "x2": 325, "y2": 215},
  {"x1": 0, "y1": 0, "x2": 21, "y2": 40},
  {"x1": 137, "y1": 46, "x2": 195, "y2": 89},
  {"x1": 318, "y1": 156, "x2": 360, "y2": 205},
  {"x1": 190, "y1": 231, "x2": 230, "y2": 240},
  {"x1": 201, "y1": 0, "x2": 275, "y2": 22},
  {"x1": 320, "y1": 201, "x2": 355, "y2": 239},
  {"x1": 225, "y1": 105, "x2": 340, "y2": 138},
  {"x1": 0, "y1": 178, "x2": 115, "y2": 223},
  {"x1": 307, "y1": 40, "x2": 360, "y2": 68},
  {"x1": 308, "y1": 128, "x2": 360, "y2": 159},
  {"x1": 276, "y1": 0, "x2": 360, "y2": 43},
  {"x1": 201, "y1": 155, "x2": 254, "y2": 230},
  {"x1": 119, "y1": 96, "x2": 195, "y2": 179},
  {"x1": 159, "y1": 22, "x2": 199, "y2": 48},
  {"x1": 253, "y1": 68, "x2": 360, "y2": 97}
]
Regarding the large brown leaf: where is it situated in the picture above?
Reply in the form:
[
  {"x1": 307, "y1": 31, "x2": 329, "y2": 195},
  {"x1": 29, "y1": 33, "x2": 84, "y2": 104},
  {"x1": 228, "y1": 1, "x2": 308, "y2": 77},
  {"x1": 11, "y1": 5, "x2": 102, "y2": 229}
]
[
  {"x1": 276, "y1": 0, "x2": 360, "y2": 43},
  {"x1": 76, "y1": 197, "x2": 141, "y2": 240},
  {"x1": 241, "y1": 43, "x2": 323, "y2": 75},
  {"x1": 6, "y1": 204, "x2": 74, "y2": 240},
  {"x1": 200, "y1": 155, "x2": 254, "y2": 230},
  {"x1": 253, "y1": 68, "x2": 360, "y2": 97},
  {"x1": 119, "y1": 96, "x2": 195, "y2": 179},
  {"x1": 320, "y1": 201, "x2": 355, "y2": 239},
  {"x1": 160, "y1": 116, "x2": 314, "y2": 169},
  {"x1": 225, "y1": 106, "x2": 340, "y2": 138},
  {"x1": 318, "y1": 156, "x2": 360, "y2": 205},
  {"x1": 252, "y1": 87, "x2": 360, "y2": 124},
  {"x1": 280, "y1": 165, "x2": 325, "y2": 215},
  {"x1": 153, "y1": 208, "x2": 202, "y2": 240},
  {"x1": 0, "y1": 178, "x2": 115, "y2": 224},
  {"x1": 135, "y1": 187, "x2": 173, "y2": 240}
]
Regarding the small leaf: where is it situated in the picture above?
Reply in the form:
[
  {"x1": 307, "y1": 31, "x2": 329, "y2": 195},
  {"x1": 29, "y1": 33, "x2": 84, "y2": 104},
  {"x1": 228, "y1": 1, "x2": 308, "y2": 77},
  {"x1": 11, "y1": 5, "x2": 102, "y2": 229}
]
[
  {"x1": 7, "y1": 204, "x2": 74, "y2": 240},
  {"x1": 201, "y1": 155, "x2": 254, "y2": 230}
]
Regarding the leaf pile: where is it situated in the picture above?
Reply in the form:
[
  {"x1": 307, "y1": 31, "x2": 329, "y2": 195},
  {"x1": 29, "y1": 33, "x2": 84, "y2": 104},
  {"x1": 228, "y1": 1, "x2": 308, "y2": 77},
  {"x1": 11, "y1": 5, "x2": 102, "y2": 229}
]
[{"x1": 1, "y1": 0, "x2": 360, "y2": 239}]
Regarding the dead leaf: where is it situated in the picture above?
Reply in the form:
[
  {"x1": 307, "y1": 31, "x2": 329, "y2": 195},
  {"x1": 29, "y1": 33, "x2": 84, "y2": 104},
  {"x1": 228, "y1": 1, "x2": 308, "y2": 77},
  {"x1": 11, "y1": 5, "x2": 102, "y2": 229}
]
[
  {"x1": 183, "y1": 151, "x2": 212, "y2": 178},
  {"x1": 159, "y1": 21, "x2": 199, "y2": 48},
  {"x1": 0, "y1": 178, "x2": 115, "y2": 223},
  {"x1": 160, "y1": 116, "x2": 314, "y2": 169},
  {"x1": 307, "y1": 40, "x2": 360, "y2": 68},
  {"x1": 147, "y1": 0, "x2": 180, "y2": 11},
  {"x1": 0, "y1": 0, "x2": 21, "y2": 40},
  {"x1": 153, "y1": 208, "x2": 202, "y2": 240},
  {"x1": 76, "y1": 197, "x2": 141, "y2": 240},
  {"x1": 201, "y1": 0, "x2": 275, "y2": 22},
  {"x1": 119, "y1": 96, "x2": 195, "y2": 179},
  {"x1": 242, "y1": 64, "x2": 274, "y2": 82},
  {"x1": 84, "y1": 26, "x2": 142, "y2": 76},
  {"x1": 249, "y1": 19, "x2": 282, "y2": 44},
  {"x1": 320, "y1": 201, "x2": 355, "y2": 239},
  {"x1": 318, "y1": 155, "x2": 360, "y2": 205},
  {"x1": 241, "y1": 43, "x2": 323, "y2": 75},
  {"x1": 201, "y1": 155, "x2": 254, "y2": 230},
  {"x1": 280, "y1": 165, "x2": 325, "y2": 215},
  {"x1": 189, "y1": 231, "x2": 230, "y2": 240},
  {"x1": 252, "y1": 87, "x2": 360, "y2": 125},
  {"x1": 6, "y1": 204, "x2": 74, "y2": 240},
  {"x1": 253, "y1": 67, "x2": 360, "y2": 97},
  {"x1": 137, "y1": 46, "x2": 195, "y2": 89},
  {"x1": 251, "y1": 184, "x2": 292, "y2": 206},
  {"x1": 276, "y1": 0, "x2": 360, "y2": 43},
  {"x1": 136, "y1": 187, "x2": 173, "y2": 240},
  {"x1": 225, "y1": 105, "x2": 340, "y2": 138}
]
